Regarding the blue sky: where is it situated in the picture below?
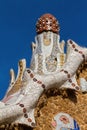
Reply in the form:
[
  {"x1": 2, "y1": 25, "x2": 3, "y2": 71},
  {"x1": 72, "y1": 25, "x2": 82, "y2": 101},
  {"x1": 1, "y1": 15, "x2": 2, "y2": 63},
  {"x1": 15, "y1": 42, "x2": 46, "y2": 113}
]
[{"x1": 0, "y1": 0, "x2": 87, "y2": 99}]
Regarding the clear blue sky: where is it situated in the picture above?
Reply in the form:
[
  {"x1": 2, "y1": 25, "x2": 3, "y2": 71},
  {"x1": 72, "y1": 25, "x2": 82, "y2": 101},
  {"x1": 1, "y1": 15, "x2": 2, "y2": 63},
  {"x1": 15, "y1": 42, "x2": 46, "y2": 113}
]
[{"x1": 0, "y1": 0, "x2": 87, "y2": 99}]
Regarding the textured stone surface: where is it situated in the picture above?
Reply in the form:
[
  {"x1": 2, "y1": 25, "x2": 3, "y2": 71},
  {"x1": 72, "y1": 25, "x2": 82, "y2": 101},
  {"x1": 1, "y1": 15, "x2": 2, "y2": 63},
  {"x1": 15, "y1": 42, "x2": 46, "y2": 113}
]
[
  {"x1": 36, "y1": 13, "x2": 60, "y2": 34},
  {"x1": 34, "y1": 89, "x2": 87, "y2": 130},
  {"x1": 1, "y1": 91, "x2": 87, "y2": 130},
  {"x1": 76, "y1": 61, "x2": 87, "y2": 85},
  {"x1": 0, "y1": 62, "x2": 87, "y2": 130}
]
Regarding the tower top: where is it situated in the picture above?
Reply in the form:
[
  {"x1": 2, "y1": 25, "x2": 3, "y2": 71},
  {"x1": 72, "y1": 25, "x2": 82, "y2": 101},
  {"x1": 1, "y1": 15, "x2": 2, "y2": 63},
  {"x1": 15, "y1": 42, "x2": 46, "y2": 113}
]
[{"x1": 36, "y1": 13, "x2": 60, "y2": 34}]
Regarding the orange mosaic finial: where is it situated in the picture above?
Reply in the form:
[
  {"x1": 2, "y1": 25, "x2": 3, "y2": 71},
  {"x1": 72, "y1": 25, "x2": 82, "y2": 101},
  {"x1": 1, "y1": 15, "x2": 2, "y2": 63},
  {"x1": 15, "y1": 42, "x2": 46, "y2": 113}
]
[{"x1": 36, "y1": 13, "x2": 60, "y2": 34}]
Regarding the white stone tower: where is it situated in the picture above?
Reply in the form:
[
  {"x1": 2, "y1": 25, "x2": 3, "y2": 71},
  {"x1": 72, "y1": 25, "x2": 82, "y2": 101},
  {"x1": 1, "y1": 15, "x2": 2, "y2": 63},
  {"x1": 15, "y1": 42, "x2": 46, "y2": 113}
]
[{"x1": 30, "y1": 14, "x2": 65, "y2": 74}]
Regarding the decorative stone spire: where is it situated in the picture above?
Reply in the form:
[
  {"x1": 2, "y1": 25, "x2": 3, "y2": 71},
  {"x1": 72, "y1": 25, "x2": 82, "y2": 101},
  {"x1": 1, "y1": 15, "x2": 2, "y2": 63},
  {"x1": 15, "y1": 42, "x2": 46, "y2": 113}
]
[
  {"x1": 36, "y1": 13, "x2": 60, "y2": 34},
  {"x1": 30, "y1": 14, "x2": 65, "y2": 74},
  {"x1": 1, "y1": 13, "x2": 87, "y2": 130}
]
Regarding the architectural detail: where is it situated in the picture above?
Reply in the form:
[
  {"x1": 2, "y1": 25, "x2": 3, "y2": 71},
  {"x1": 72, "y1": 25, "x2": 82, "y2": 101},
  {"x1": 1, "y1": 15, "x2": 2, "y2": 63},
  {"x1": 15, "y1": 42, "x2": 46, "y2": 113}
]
[
  {"x1": 0, "y1": 13, "x2": 87, "y2": 130},
  {"x1": 2, "y1": 59, "x2": 26, "y2": 105},
  {"x1": 30, "y1": 30, "x2": 65, "y2": 74},
  {"x1": 51, "y1": 112, "x2": 80, "y2": 130},
  {"x1": 36, "y1": 13, "x2": 60, "y2": 34}
]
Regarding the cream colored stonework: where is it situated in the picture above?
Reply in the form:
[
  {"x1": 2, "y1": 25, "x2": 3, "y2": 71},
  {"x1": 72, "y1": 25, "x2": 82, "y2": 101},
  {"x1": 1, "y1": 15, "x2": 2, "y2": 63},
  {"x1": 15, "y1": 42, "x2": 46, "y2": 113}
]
[{"x1": 0, "y1": 25, "x2": 87, "y2": 130}]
